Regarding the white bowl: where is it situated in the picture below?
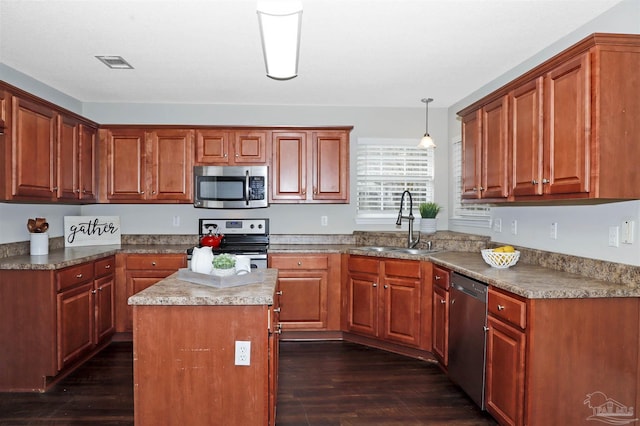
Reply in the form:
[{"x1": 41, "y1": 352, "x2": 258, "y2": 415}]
[{"x1": 481, "y1": 249, "x2": 520, "y2": 269}]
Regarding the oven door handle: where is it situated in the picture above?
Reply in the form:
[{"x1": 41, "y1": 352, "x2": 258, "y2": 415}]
[{"x1": 245, "y1": 170, "x2": 250, "y2": 206}]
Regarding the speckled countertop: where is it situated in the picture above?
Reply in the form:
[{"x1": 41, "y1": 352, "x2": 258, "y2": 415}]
[
  {"x1": 128, "y1": 268, "x2": 278, "y2": 306},
  {"x1": 428, "y1": 251, "x2": 640, "y2": 299},
  {"x1": 0, "y1": 244, "x2": 191, "y2": 270}
]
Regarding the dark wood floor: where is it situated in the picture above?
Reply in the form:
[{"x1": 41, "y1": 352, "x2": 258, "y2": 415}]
[{"x1": 0, "y1": 341, "x2": 497, "y2": 425}]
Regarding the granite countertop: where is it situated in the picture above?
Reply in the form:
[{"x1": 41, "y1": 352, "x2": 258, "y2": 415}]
[
  {"x1": 429, "y1": 251, "x2": 640, "y2": 299},
  {"x1": 128, "y1": 268, "x2": 278, "y2": 306},
  {"x1": 0, "y1": 244, "x2": 191, "y2": 270}
]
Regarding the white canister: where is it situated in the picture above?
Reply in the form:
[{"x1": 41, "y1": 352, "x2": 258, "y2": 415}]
[
  {"x1": 235, "y1": 255, "x2": 251, "y2": 275},
  {"x1": 30, "y1": 233, "x2": 49, "y2": 255}
]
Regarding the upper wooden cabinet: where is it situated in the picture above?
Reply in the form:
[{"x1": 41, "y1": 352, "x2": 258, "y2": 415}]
[
  {"x1": 195, "y1": 129, "x2": 268, "y2": 165},
  {"x1": 0, "y1": 83, "x2": 98, "y2": 203},
  {"x1": 459, "y1": 33, "x2": 640, "y2": 203},
  {"x1": 99, "y1": 127, "x2": 193, "y2": 203},
  {"x1": 271, "y1": 129, "x2": 350, "y2": 203}
]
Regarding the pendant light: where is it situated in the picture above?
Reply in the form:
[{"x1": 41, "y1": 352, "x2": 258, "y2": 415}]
[
  {"x1": 257, "y1": 1, "x2": 303, "y2": 80},
  {"x1": 417, "y1": 98, "x2": 436, "y2": 149}
]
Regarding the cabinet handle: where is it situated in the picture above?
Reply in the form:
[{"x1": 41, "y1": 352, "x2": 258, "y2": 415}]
[
  {"x1": 472, "y1": 187, "x2": 477, "y2": 191},
  {"x1": 435, "y1": 275, "x2": 441, "y2": 280},
  {"x1": 313, "y1": 187, "x2": 317, "y2": 195},
  {"x1": 383, "y1": 285, "x2": 388, "y2": 289},
  {"x1": 140, "y1": 191, "x2": 145, "y2": 194},
  {"x1": 440, "y1": 299, "x2": 446, "y2": 304},
  {"x1": 542, "y1": 178, "x2": 549, "y2": 184},
  {"x1": 273, "y1": 307, "x2": 281, "y2": 313},
  {"x1": 297, "y1": 261, "x2": 302, "y2": 266},
  {"x1": 479, "y1": 186, "x2": 484, "y2": 191},
  {"x1": 274, "y1": 328, "x2": 282, "y2": 335},
  {"x1": 98, "y1": 287, "x2": 103, "y2": 291},
  {"x1": 372, "y1": 283, "x2": 377, "y2": 287},
  {"x1": 531, "y1": 180, "x2": 538, "y2": 185},
  {"x1": 152, "y1": 190, "x2": 156, "y2": 195},
  {"x1": 276, "y1": 290, "x2": 283, "y2": 296},
  {"x1": 105, "y1": 265, "x2": 111, "y2": 269},
  {"x1": 224, "y1": 153, "x2": 228, "y2": 158},
  {"x1": 52, "y1": 187, "x2": 58, "y2": 191},
  {"x1": 76, "y1": 273, "x2": 83, "y2": 279},
  {"x1": 497, "y1": 304, "x2": 505, "y2": 311},
  {"x1": 151, "y1": 261, "x2": 157, "y2": 266},
  {"x1": 91, "y1": 289, "x2": 96, "y2": 294}
]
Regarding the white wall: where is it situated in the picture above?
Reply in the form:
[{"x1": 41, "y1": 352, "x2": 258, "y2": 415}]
[
  {"x1": 0, "y1": 203, "x2": 81, "y2": 243},
  {"x1": 447, "y1": 0, "x2": 640, "y2": 265}
]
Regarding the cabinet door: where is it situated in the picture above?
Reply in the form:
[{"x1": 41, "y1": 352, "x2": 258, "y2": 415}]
[
  {"x1": 432, "y1": 286, "x2": 449, "y2": 366},
  {"x1": 147, "y1": 129, "x2": 193, "y2": 201},
  {"x1": 382, "y1": 276, "x2": 421, "y2": 347},
  {"x1": 485, "y1": 315, "x2": 526, "y2": 426},
  {"x1": 78, "y1": 124, "x2": 97, "y2": 201},
  {"x1": 481, "y1": 96, "x2": 509, "y2": 199},
  {"x1": 461, "y1": 110, "x2": 482, "y2": 200},
  {"x1": 57, "y1": 114, "x2": 80, "y2": 201},
  {"x1": 544, "y1": 53, "x2": 590, "y2": 196},
  {"x1": 346, "y1": 273, "x2": 379, "y2": 337},
  {"x1": 276, "y1": 270, "x2": 328, "y2": 329},
  {"x1": 105, "y1": 128, "x2": 147, "y2": 201},
  {"x1": 124, "y1": 273, "x2": 172, "y2": 332},
  {"x1": 12, "y1": 96, "x2": 57, "y2": 200},
  {"x1": 57, "y1": 281, "x2": 94, "y2": 371},
  {"x1": 511, "y1": 78, "x2": 544, "y2": 197},
  {"x1": 310, "y1": 131, "x2": 349, "y2": 202},
  {"x1": 234, "y1": 130, "x2": 268, "y2": 164},
  {"x1": 195, "y1": 129, "x2": 231, "y2": 164},
  {"x1": 94, "y1": 274, "x2": 115, "y2": 344},
  {"x1": 271, "y1": 131, "x2": 306, "y2": 201}
]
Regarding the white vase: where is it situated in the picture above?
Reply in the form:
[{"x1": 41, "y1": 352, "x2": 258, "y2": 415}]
[
  {"x1": 419, "y1": 218, "x2": 437, "y2": 234},
  {"x1": 30, "y1": 232, "x2": 49, "y2": 255}
]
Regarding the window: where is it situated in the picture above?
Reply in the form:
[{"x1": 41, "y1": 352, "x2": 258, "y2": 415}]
[
  {"x1": 356, "y1": 138, "x2": 434, "y2": 224},
  {"x1": 450, "y1": 138, "x2": 491, "y2": 228}
]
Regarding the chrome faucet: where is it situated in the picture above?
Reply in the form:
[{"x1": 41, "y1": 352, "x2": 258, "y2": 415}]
[{"x1": 396, "y1": 190, "x2": 420, "y2": 248}]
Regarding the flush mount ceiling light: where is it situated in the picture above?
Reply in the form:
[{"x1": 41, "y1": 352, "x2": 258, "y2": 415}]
[
  {"x1": 95, "y1": 55, "x2": 134, "y2": 69},
  {"x1": 256, "y1": 1, "x2": 302, "y2": 80},
  {"x1": 417, "y1": 98, "x2": 436, "y2": 149}
]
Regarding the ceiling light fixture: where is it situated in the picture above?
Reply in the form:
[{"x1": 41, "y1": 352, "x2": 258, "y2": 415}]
[
  {"x1": 417, "y1": 98, "x2": 436, "y2": 149},
  {"x1": 256, "y1": 1, "x2": 302, "y2": 80},
  {"x1": 95, "y1": 56, "x2": 134, "y2": 70}
]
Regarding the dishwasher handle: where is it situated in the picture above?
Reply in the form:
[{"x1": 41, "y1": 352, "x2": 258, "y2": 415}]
[{"x1": 452, "y1": 283, "x2": 486, "y2": 301}]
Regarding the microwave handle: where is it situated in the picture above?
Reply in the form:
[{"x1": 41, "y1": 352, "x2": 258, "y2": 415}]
[{"x1": 245, "y1": 170, "x2": 250, "y2": 206}]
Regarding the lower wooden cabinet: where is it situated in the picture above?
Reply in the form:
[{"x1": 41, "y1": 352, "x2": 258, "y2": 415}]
[
  {"x1": 0, "y1": 255, "x2": 115, "y2": 392},
  {"x1": 117, "y1": 253, "x2": 186, "y2": 332},
  {"x1": 345, "y1": 255, "x2": 430, "y2": 350},
  {"x1": 268, "y1": 253, "x2": 341, "y2": 331},
  {"x1": 431, "y1": 265, "x2": 451, "y2": 367}
]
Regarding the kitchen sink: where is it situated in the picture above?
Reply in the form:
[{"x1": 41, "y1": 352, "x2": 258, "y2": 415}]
[
  {"x1": 355, "y1": 246, "x2": 399, "y2": 252},
  {"x1": 391, "y1": 248, "x2": 439, "y2": 255}
]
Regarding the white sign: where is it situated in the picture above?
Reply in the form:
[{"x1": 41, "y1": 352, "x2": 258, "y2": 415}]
[{"x1": 64, "y1": 216, "x2": 121, "y2": 247}]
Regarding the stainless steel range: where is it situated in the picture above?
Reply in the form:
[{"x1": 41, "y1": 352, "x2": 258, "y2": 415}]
[{"x1": 188, "y1": 218, "x2": 269, "y2": 269}]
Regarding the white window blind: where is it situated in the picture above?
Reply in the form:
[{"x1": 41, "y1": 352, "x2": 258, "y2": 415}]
[
  {"x1": 356, "y1": 138, "x2": 434, "y2": 221},
  {"x1": 451, "y1": 138, "x2": 490, "y2": 222}
]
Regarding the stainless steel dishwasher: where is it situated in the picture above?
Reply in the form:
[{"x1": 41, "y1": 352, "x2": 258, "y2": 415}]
[{"x1": 448, "y1": 272, "x2": 488, "y2": 410}]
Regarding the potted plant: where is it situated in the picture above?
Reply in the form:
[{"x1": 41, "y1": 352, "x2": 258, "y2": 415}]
[
  {"x1": 212, "y1": 253, "x2": 237, "y2": 277},
  {"x1": 418, "y1": 202, "x2": 441, "y2": 234}
]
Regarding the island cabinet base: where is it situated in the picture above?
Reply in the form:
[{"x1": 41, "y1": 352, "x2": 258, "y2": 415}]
[{"x1": 132, "y1": 304, "x2": 273, "y2": 426}]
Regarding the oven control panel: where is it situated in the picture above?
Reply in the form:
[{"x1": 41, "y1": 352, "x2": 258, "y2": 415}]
[{"x1": 199, "y1": 218, "x2": 269, "y2": 236}]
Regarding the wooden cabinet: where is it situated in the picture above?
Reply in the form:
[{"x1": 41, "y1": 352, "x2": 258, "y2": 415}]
[
  {"x1": 195, "y1": 128, "x2": 268, "y2": 165},
  {"x1": 99, "y1": 127, "x2": 193, "y2": 203},
  {"x1": 0, "y1": 255, "x2": 115, "y2": 392},
  {"x1": 431, "y1": 265, "x2": 450, "y2": 366},
  {"x1": 268, "y1": 253, "x2": 341, "y2": 331},
  {"x1": 0, "y1": 84, "x2": 98, "y2": 203},
  {"x1": 345, "y1": 256, "x2": 426, "y2": 349},
  {"x1": 461, "y1": 96, "x2": 509, "y2": 201},
  {"x1": 271, "y1": 129, "x2": 350, "y2": 203},
  {"x1": 460, "y1": 33, "x2": 640, "y2": 203},
  {"x1": 485, "y1": 286, "x2": 640, "y2": 426},
  {"x1": 118, "y1": 253, "x2": 186, "y2": 332}
]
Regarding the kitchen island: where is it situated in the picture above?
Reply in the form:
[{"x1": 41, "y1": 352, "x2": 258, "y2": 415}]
[{"x1": 128, "y1": 269, "x2": 279, "y2": 426}]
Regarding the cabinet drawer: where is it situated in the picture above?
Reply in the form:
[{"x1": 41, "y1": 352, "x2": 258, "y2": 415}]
[
  {"x1": 270, "y1": 255, "x2": 328, "y2": 270},
  {"x1": 384, "y1": 259, "x2": 420, "y2": 278},
  {"x1": 95, "y1": 256, "x2": 115, "y2": 278},
  {"x1": 433, "y1": 265, "x2": 450, "y2": 290},
  {"x1": 348, "y1": 256, "x2": 379, "y2": 274},
  {"x1": 126, "y1": 254, "x2": 186, "y2": 270},
  {"x1": 57, "y1": 262, "x2": 95, "y2": 291},
  {"x1": 488, "y1": 287, "x2": 527, "y2": 329}
]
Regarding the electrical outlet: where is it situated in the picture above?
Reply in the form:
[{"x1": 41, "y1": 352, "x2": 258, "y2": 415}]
[
  {"x1": 622, "y1": 220, "x2": 635, "y2": 244},
  {"x1": 550, "y1": 223, "x2": 558, "y2": 240},
  {"x1": 511, "y1": 220, "x2": 518, "y2": 235},
  {"x1": 609, "y1": 226, "x2": 620, "y2": 247},
  {"x1": 321, "y1": 216, "x2": 328, "y2": 226},
  {"x1": 493, "y1": 218, "x2": 502, "y2": 233},
  {"x1": 235, "y1": 341, "x2": 251, "y2": 366}
]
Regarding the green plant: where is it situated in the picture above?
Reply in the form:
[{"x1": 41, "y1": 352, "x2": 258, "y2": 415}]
[
  {"x1": 419, "y1": 202, "x2": 441, "y2": 218},
  {"x1": 212, "y1": 253, "x2": 236, "y2": 269}
]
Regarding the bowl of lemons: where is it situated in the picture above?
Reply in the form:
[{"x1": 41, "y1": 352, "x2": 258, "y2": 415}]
[{"x1": 481, "y1": 246, "x2": 520, "y2": 269}]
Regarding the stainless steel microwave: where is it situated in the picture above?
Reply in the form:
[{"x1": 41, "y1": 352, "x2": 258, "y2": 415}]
[{"x1": 193, "y1": 166, "x2": 269, "y2": 209}]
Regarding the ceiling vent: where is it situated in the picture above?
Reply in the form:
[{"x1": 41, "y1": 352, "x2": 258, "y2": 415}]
[{"x1": 95, "y1": 56, "x2": 134, "y2": 69}]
